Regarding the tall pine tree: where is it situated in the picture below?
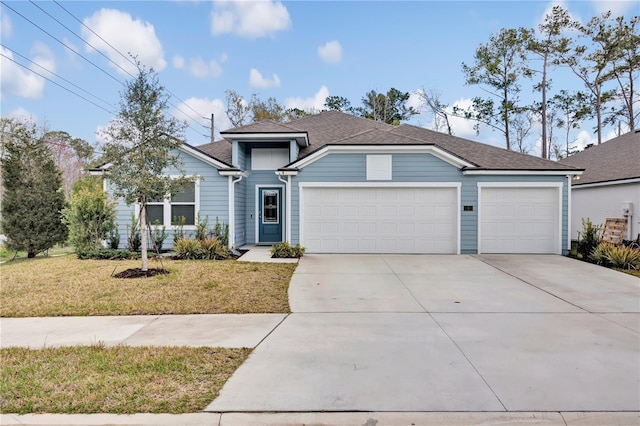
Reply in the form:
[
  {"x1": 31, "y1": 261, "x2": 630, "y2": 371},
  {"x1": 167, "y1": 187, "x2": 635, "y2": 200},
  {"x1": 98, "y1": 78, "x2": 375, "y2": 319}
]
[{"x1": 1, "y1": 119, "x2": 68, "y2": 258}]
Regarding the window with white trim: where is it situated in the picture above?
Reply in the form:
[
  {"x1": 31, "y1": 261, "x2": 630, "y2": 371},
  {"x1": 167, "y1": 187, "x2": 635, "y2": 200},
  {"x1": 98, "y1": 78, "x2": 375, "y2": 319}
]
[{"x1": 144, "y1": 180, "x2": 199, "y2": 227}]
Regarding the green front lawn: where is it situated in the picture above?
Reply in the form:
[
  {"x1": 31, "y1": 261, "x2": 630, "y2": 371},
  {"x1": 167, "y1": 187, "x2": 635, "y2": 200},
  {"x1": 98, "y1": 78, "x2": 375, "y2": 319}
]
[
  {"x1": 1, "y1": 257, "x2": 296, "y2": 317},
  {"x1": 0, "y1": 345, "x2": 250, "y2": 414}
]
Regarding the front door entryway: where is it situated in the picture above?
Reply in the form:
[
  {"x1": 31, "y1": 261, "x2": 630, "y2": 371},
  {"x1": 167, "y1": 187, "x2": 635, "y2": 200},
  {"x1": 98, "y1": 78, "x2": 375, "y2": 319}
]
[{"x1": 258, "y1": 187, "x2": 283, "y2": 243}]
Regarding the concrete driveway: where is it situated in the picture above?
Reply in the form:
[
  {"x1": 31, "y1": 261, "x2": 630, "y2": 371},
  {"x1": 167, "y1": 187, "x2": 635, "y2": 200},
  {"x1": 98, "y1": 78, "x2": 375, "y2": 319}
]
[{"x1": 207, "y1": 254, "x2": 639, "y2": 412}]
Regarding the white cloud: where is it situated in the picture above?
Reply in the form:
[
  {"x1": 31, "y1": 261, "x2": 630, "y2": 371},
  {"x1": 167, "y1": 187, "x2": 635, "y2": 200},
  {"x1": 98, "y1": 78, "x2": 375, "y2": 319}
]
[
  {"x1": 187, "y1": 57, "x2": 223, "y2": 79},
  {"x1": 7, "y1": 107, "x2": 36, "y2": 122},
  {"x1": 249, "y1": 68, "x2": 280, "y2": 88},
  {"x1": 284, "y1": 86, "x2": 330, "y2": 112},
  {"x1": 590, "y1": 0, "x2": 636, "y2": 17},
  {"x1": 0, "y1": 46, "x2": 46, "y2": 99},
  {"x1": 1, "y1": 12, "x2": 12, "y2": 38},
  {"x1": 407, "y1": 89, "x2": 424, "y2": 113},
  {"x1": 317, "y1": 40, "x2": 342, "y2": 64},
  {"x1": 210, "y1": 0, "x2": 291, "y2": 38},
  {"x1": 31, "y1": 42, "x2": 56, "y2": 76},
  {"x1": 219, "y1": 53, "x2": 228, "y2": 63},
  {"x1": 82, "y1": 8, "x2": 166, "y2": 76},
  {"x1": 173, "y1": 55, "x2": 185, "y2": 69},
  {"x1": 172, "y1": 97, "x2": 231, "y2": 137}
]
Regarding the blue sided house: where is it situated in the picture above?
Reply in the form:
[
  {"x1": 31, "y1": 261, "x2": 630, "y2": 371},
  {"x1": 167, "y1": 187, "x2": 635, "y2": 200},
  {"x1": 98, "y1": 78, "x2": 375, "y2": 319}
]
[{"x1": 97, "y1": 110, "x2": 583, "y2": 255}]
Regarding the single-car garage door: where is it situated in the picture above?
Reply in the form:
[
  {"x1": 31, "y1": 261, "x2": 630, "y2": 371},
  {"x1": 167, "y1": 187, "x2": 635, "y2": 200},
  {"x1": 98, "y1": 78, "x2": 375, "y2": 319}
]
[
  {"x1": 479, "y1": 185, "x2": 561, "y2": 254},
  {"x1": 301, "y1": 186, "x2": 458, "y2": 253}
]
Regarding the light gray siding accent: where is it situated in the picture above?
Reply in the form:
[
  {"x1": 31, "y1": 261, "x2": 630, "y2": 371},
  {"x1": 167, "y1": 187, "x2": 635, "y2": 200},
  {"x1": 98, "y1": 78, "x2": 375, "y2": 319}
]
[
  {"x1": 289, "y1": 140, "x2": 299, "y2": 163},
  {"x1": 288, "y1": 152, "x2": 569, "y2": 254},
  {"x1": 290, "y1": 153, "x2": 463, "y2": 245},
  {"x1": 110, "y1": 148, "x2": 229, "y2": 250}
]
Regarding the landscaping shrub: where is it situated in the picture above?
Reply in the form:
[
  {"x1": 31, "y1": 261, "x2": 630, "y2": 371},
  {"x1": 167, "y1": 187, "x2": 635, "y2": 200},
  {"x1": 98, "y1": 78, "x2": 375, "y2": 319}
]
[
  {"x1": 126, "y1": 214, "x2": 141, "y2": 252},
  {"x1": 200, "y1": 237, "x2": 230, "y2": 260},
  {"x1": 195, "y1": 213, "x2": 209, "y2": 241},
  {"x1": 77, "y1": 249, "x2": 140, "y2": 260},
  {"x1": 577, "y1": 218, "x2": 602, "y2": 260},
  {"x1": 108, "y1": 228, "x2": 120, "y2": 249},
  {"x1": 270, "y1": 242, "x2": 306, "y2": 258},
  {"x1": 213, "y1": 217, "x2": 229, "y2": 248},
  {"x1": 589, "y1": 242, "x2": 640, "y2": 270},
  {"x1": 173, "y1": 216, "x2": 187, "y2": 244},
  {"x1": 150, "y1": 220, "x2": 168, "y2": 253},
  {"x1": 173, "y1": 238, "x2": 205, "y2": 259}
]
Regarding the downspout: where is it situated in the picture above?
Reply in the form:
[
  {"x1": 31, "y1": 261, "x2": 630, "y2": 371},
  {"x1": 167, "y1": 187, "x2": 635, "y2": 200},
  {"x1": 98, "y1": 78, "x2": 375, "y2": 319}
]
[
  {"x1": 276, "y1": 172, "x2": 291, "y2": 243},
  {"x1": 228, "y1": 173, "x2": 244, "y2": 249}
]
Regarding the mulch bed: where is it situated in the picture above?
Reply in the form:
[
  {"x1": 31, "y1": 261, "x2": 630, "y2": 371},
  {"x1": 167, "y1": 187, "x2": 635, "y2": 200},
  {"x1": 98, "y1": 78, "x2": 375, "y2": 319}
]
[{"x1": 112, "y1": 268, "x2": 169, "y2": 279}]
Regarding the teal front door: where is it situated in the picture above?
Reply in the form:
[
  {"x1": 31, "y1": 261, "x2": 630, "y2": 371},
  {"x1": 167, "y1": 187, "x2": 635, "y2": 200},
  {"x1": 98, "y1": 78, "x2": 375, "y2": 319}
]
[{"x1": 258, "y1": 187, "x2": 283, "y2": 243}]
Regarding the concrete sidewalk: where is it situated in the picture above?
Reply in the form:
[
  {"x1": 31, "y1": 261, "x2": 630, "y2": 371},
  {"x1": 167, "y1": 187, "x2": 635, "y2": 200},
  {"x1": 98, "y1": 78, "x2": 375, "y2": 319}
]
[
  {"x1": 2, "y1": 412, "x2": 640, "y2": 426},
  {"x1": 0, "y1": 314, "x2": 286, "y2": 348}
]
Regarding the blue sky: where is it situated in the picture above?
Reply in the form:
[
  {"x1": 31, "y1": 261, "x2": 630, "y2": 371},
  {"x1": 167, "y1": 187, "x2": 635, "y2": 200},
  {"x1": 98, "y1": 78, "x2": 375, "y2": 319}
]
[{"x1": 1, "y1": 0, "x2": 637, "y2": 157}]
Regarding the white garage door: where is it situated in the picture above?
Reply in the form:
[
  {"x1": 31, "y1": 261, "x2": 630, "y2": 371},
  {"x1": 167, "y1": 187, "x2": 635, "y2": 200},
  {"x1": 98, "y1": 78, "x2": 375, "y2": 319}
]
[
  {"x1": 479, "y1": 186, "x2": 560, "y2": 254},
  {"x1": 301, "y1": 186, "x2": 458, "y2": 253}
]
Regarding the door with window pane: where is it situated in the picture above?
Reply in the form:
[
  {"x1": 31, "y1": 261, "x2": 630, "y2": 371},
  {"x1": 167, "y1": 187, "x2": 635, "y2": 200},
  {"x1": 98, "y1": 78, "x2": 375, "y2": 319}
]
[{"x1": 258, "y1": 187, "x2": 283, "y2": 243}]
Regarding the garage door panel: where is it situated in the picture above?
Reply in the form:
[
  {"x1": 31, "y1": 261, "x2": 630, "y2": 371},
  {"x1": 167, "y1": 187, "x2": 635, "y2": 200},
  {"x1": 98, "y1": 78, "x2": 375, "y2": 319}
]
[
  {"x1": 302, "y1": 187, "x2": 457, "y2": 254},
  {"x1": 480, "y1": 187, "x2": 559, "y2": 254}
]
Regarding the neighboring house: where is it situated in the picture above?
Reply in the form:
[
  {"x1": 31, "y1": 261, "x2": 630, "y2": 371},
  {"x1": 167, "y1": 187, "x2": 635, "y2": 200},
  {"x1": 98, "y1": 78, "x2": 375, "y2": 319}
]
[
  {"x1": 560, "y1": 130, "x2": 640, "y2": 242},
  {"x1": 95, "y1": 111, "x2": 582, "y2": 254}
]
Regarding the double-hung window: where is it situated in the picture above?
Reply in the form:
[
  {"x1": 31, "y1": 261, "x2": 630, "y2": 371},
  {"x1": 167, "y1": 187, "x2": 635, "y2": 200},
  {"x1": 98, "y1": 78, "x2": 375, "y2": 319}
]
[{"x1": 144, "y1": 179, "x2": 199, "y2": 227}]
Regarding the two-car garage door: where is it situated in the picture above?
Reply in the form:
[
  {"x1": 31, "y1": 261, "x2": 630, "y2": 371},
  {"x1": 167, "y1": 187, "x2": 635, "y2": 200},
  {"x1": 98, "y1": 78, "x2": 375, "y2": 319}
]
[
  {"x1": 300, "y1": 184, "x2": 562, "y2": 254},
  {"x1": 479, "y1": 186, "x2": 561, "y2": 254},
  {"x1": 301, "y1": 186, "x2": 458, "y2": 254}
]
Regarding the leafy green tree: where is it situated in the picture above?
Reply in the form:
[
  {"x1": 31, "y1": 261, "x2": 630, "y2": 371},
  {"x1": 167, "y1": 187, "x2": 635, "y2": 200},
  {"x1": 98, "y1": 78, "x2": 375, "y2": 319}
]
[
  {"x1": 550, "y1": 90, "x2": 593, "y2": 158},
  {"x1": 1, "y1": 119, "x2": 68, "y2": 258},
  {"x1": 357, "y1": 88, "x2": 418, "y2": 125},
  {"x1": 602, "y1": 15, "x2": 639, "y2": 132},
  {"x1": 224, "y1": 89, "x2": 251, "y2": 127},
  {"x1": 459, "y1": 27, "x2": 531, "y2": 150},
  {"x1": 324, "y1": 95, "x2": 355, "y2": 114},
  {"x1": 42, "y1": 130, "x2": 94, "y2": 196},
  {"x1": 556, "y1": 11, "x2": 618, "y2": 144},
  {"x1": 101, "y1": 63, "x2": 191, "y2": 272},
  {"x1": 526, "y1": 5, "x2": 573, "y2": 159},
  {"x1": 249, "y1": 94, "x2": 287, "y2": 122},
  {"x1": 62, "y1": 176, "x2": 117, "y2": 252}
]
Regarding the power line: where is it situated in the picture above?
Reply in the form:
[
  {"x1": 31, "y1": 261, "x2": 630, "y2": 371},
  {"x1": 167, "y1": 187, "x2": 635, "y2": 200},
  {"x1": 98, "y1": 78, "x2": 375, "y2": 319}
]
[
  {"x1": 1, "y1": 43, "x2": 115, "y2": 110},
  {"x1": 29, "y1": 0, "x2": 136, "y2": 79},
  {"x1": 0, "y1": 52, "x2": 114, "y2": 114},
  {"x1": 0, "y1": 1, "x2": 123, "y2": 85},
  {"x1": 51, "y1": 0, "x2": 215, "y2": 134}
]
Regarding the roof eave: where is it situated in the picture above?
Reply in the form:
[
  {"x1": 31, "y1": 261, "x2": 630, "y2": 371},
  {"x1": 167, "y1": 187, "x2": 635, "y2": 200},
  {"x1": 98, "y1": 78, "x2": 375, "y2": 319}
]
[{"x1": 219, "y1": 131, "x2": 309, "y2": 147}]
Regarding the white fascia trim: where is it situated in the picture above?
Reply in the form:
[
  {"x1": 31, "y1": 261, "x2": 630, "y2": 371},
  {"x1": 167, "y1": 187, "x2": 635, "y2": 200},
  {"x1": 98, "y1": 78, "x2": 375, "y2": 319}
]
[
  {"x1": 222, "y1": 132, "x2": 309, "y2": 147},
  {"x1": 298, "y1": 182, "x2": 461, "y2": 254},
  {"x1": 464, "y1": 169, "x2": 582, "y2": 176},
  {"x1": 292, "y1": 145, "x2": 475, "y2": 169},
  {"x1": 275, "y1": 170, "x2": 299, "y2": 176},
  {"x1": 477, "y1": 182, "x2": 563, "y2": 255},
  {"x1": 179, "y1": 144, "x2": 230, "y2": 169},
  {"x1": 218, "y1": 170, "x2": 247, "y2": 177},
  {"x1": 299, "y1": 181, "x2": 462, "y2": 188},
  {"x1": 572, "y1": 177, "x2": 640, "y2": 189},
  {"x1": 477, "y1": 182, "x2": 563, "y2": 188}
]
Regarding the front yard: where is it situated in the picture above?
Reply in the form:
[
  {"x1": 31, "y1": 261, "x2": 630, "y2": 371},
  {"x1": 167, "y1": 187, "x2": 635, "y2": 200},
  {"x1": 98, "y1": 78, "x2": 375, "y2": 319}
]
[
  {"x1": 0, "y1": 256, "x2": 296, "y2": 317},
  {"x1": 1, "y1": 255, "x2": 295, "y2": 414}
]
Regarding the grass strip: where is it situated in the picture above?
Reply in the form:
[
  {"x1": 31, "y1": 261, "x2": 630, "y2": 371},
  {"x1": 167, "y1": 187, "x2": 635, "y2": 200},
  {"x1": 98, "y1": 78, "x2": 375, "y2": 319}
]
[
  {"x1": 1, "y1": 257, "x2": 296, "y2": 317},
  {"x1": 0, "y1": 345, "x2": 251, "y2": 414}
]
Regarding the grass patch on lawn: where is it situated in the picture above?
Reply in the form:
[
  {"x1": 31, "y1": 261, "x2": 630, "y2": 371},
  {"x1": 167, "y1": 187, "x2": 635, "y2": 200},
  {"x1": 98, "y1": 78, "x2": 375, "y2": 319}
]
[
  {"x1": 1, "y1": 257, "x2": 296, "y2": 317},
  {"x1": 0, "y1": 345, "x2": 250, "y2": 414},
  {"x1": 0, "y1": 245, "x2": 74, "y2": 263},
  {"x1": 615, "y1": 268, "x2": 640, "y2": 278}
]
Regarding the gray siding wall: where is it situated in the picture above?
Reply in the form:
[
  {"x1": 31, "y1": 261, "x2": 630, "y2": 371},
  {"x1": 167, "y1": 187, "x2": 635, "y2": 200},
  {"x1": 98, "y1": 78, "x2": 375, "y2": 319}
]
[
  {"x1": 288, "y1": 152, "x2": 569, "y2": 254},
  {"x1": 110, "y1": 148, "x2": 229, "y2": 250}
]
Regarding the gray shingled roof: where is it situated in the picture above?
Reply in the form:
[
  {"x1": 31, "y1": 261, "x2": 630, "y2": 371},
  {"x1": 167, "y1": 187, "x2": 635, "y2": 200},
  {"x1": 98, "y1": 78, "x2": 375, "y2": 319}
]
[
  {"x1": 197, "y1": 110, "x2": 581, "y2": 172},
  {"x1": 559, "y1": 130, "x2": 640, "y2": 185}
]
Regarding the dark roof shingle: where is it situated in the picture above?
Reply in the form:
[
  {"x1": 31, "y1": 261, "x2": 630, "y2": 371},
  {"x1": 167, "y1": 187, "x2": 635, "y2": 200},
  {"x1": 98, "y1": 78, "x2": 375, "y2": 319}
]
[
  {"x1": 559, "y1": 130, "x2": 640, "y2": 185},
  {"x1": 198, "y1": 111, "x2": 582, "y2": 172}
]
